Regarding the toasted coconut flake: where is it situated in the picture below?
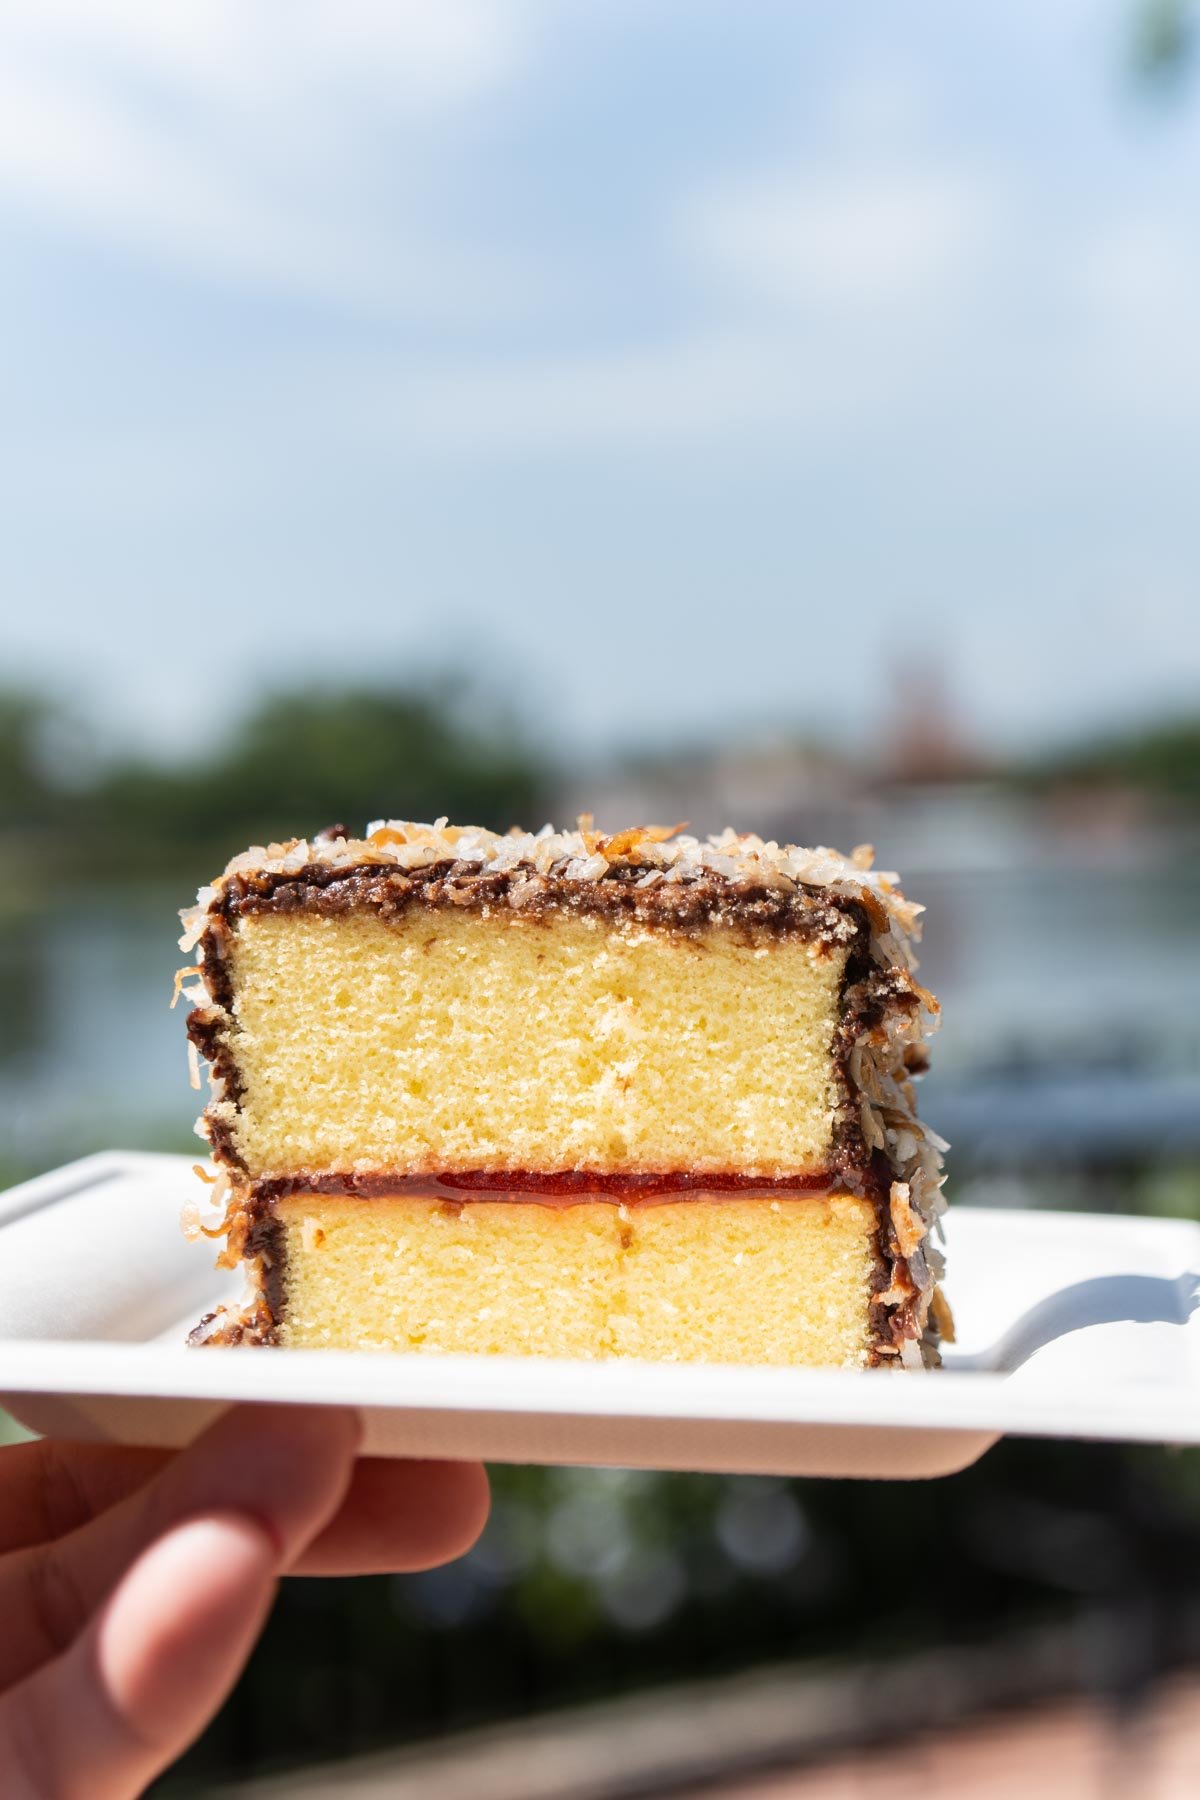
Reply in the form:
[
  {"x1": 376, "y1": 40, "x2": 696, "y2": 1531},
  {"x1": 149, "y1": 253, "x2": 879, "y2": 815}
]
[
  {"x1": 929, "y1": 1285, "x2": 956, "y2": 1344},
  {"x1": 506, "y1": 876, "x2": 544, "y2": 909},
  {"x1": 180, "y1": 1171, "x2": 232, "y2": 1242},
  {"x1": 178, "y1": 906, "x2": 209, "y2": 954},
  {"x1": 889, "y1": 1181, "x2": 927, "y2": 1259},
  {"x1": 600, "y1": 821, "x2": 688, "y2": 864},
  {"x1": 875, "y1": 1276, "x2": 917, "y2": 1309},
  {"x1": 571, "y1": 853, "x2": 610, "y2": 881},
  {"x1": 170, "y1": 966, "x2": 206, "y2": 1010}
]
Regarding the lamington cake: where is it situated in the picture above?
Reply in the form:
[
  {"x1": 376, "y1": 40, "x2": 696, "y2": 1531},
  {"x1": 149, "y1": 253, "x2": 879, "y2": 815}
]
[{"x1": 177, "y1": 820, "x2": 949, "y2": 1368}]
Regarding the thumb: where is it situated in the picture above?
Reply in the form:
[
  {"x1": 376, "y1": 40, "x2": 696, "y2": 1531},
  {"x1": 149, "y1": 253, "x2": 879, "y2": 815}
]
[{"x1": 0, "y1": 1511, "x2": 279, "y2": 1800}]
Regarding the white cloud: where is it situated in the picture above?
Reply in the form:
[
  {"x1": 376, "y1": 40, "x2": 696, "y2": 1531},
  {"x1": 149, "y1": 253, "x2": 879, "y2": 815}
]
[
  {"x1": 824, "y1": 60, "x2": 936, "y2": 149},
  {"x1": 381, "y1": 332, "x2": 807, "y2": 451},
  {"x1": 308, "y1": 310, "x2": 952, "y2": 460},
  {"x1": 681, "y1": 162, "x2": 992, "y2": 310},
  {"x1": 1053, "y1": 215, "x2": 1200, "y2": 430},
  {"x1": 0, "y1": 1, "x2": 540, "y2": 317},
  {"x1": 1075, "y1": 215, "x2": 1197, "y2": 329},
  {"x1": 1, "y1": 0, "x2": 524, "y2": 112}
]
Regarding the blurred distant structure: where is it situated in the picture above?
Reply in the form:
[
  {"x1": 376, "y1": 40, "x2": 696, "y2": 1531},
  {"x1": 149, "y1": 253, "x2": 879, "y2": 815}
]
[
  {"x1": 877, "y1": 657, "x2": 992, "y2": 788},
  {"x1": 557, "y1": 665, "x2": 1199, "y2": 883},
  {"x1": 560, "y1": 736, "x2": 862, "y2": 855},
  {"x1": 562, "y1": 651, "x2": 1000, "y2": 849}
]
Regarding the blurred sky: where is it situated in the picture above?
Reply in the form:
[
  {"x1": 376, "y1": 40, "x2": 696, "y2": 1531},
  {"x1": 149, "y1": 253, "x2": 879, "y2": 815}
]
[{"x1": 3, "y1": 1, "x2": 1199, "y2": 761}]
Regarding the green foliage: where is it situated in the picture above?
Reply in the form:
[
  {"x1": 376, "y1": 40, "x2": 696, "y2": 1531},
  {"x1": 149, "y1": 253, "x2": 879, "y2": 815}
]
[
  {"x1": 207, "y1": 685, "x2": 542, "y2": 845},
  {"x1": 1023, "y1": 716, "x2": 1200, "y2": 802},
  {"x1": 0, "y1": 689, "x2": 56, "y2": 830},
  {"x1": 18, "y1": 679, "x2": 548, "y2": 880},
  {"x1": 1132, "y1": 0, "x2": 1195, "y2": 87}
]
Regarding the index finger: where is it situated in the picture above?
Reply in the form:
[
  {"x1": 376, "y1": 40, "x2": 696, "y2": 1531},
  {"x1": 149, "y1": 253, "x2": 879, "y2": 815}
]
[
  {"x1": 0, "y1": 1441, "x2": 171, "y2": 1554},
  {"x1": 0, "y1": 1437, "x2": 487, "y2": 1574},
  {"x1": 0, "y1": 1406, "x2": 360, "y2": 1693}
]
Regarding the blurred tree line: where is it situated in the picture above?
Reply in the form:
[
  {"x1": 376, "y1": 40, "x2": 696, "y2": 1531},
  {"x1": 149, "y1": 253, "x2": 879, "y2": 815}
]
[
  {"x1": 3, "y1": 679, "x2": 1198, "y2": 895},
  {"x1": 1027, "y1": 718, "x2": 1200, "y2": 803},
  {"x1": 0, "y1": 681, "x2": 548, "y2": 889}
]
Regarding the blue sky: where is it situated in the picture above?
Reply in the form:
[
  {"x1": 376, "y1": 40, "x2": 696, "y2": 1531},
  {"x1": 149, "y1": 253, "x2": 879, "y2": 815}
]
[{"x1": 3, "y1": 1, "x2": 1199, "y2": 762}]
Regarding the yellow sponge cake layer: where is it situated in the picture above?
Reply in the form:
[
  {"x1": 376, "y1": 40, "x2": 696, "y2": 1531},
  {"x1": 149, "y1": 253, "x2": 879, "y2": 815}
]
[
  {"x1": 219, "y1": 908, "x2": 848, "y2": 1179},
  {"x1": 273, "y1": 1191, "x2": 880, "y2": 1368},
  {"x1": 611, "y1": 1194, "x2": 879, "y2": 1365}
]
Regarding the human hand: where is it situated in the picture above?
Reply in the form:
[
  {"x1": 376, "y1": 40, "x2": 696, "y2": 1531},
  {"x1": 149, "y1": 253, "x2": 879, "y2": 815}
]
[{"x1": 0, "y1": 1405, "x2": 489, "y2": 1798}]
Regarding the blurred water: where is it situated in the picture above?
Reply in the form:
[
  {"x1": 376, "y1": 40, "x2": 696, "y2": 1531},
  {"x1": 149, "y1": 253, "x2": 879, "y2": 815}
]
[
  {"x1": 0, "y1": 887, "x2": 195, "y2": 1166},
  {"x1": 2, "y1": 861, "x2": 1199, "y2": 1175},
  {"x1": 916, "y1": 862, "x2": 1200, "y2": 1078}
]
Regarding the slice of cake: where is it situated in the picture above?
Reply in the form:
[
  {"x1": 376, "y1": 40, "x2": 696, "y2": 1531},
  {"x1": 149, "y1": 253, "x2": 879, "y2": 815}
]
[{"x1": 177, "y1": 821, "x2": 948, "y2": 1368}]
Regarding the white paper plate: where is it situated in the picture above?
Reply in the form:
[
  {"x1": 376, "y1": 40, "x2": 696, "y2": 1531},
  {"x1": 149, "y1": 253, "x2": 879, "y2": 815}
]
[{"x1": 1, "y1": 1153, "x2": 1197, "y2": 1481}]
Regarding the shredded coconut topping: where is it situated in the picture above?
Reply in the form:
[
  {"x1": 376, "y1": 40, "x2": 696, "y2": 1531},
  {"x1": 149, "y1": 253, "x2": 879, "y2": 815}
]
[{"x1": 180, "y1": 820, "x2": 927, "y2": 960}]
